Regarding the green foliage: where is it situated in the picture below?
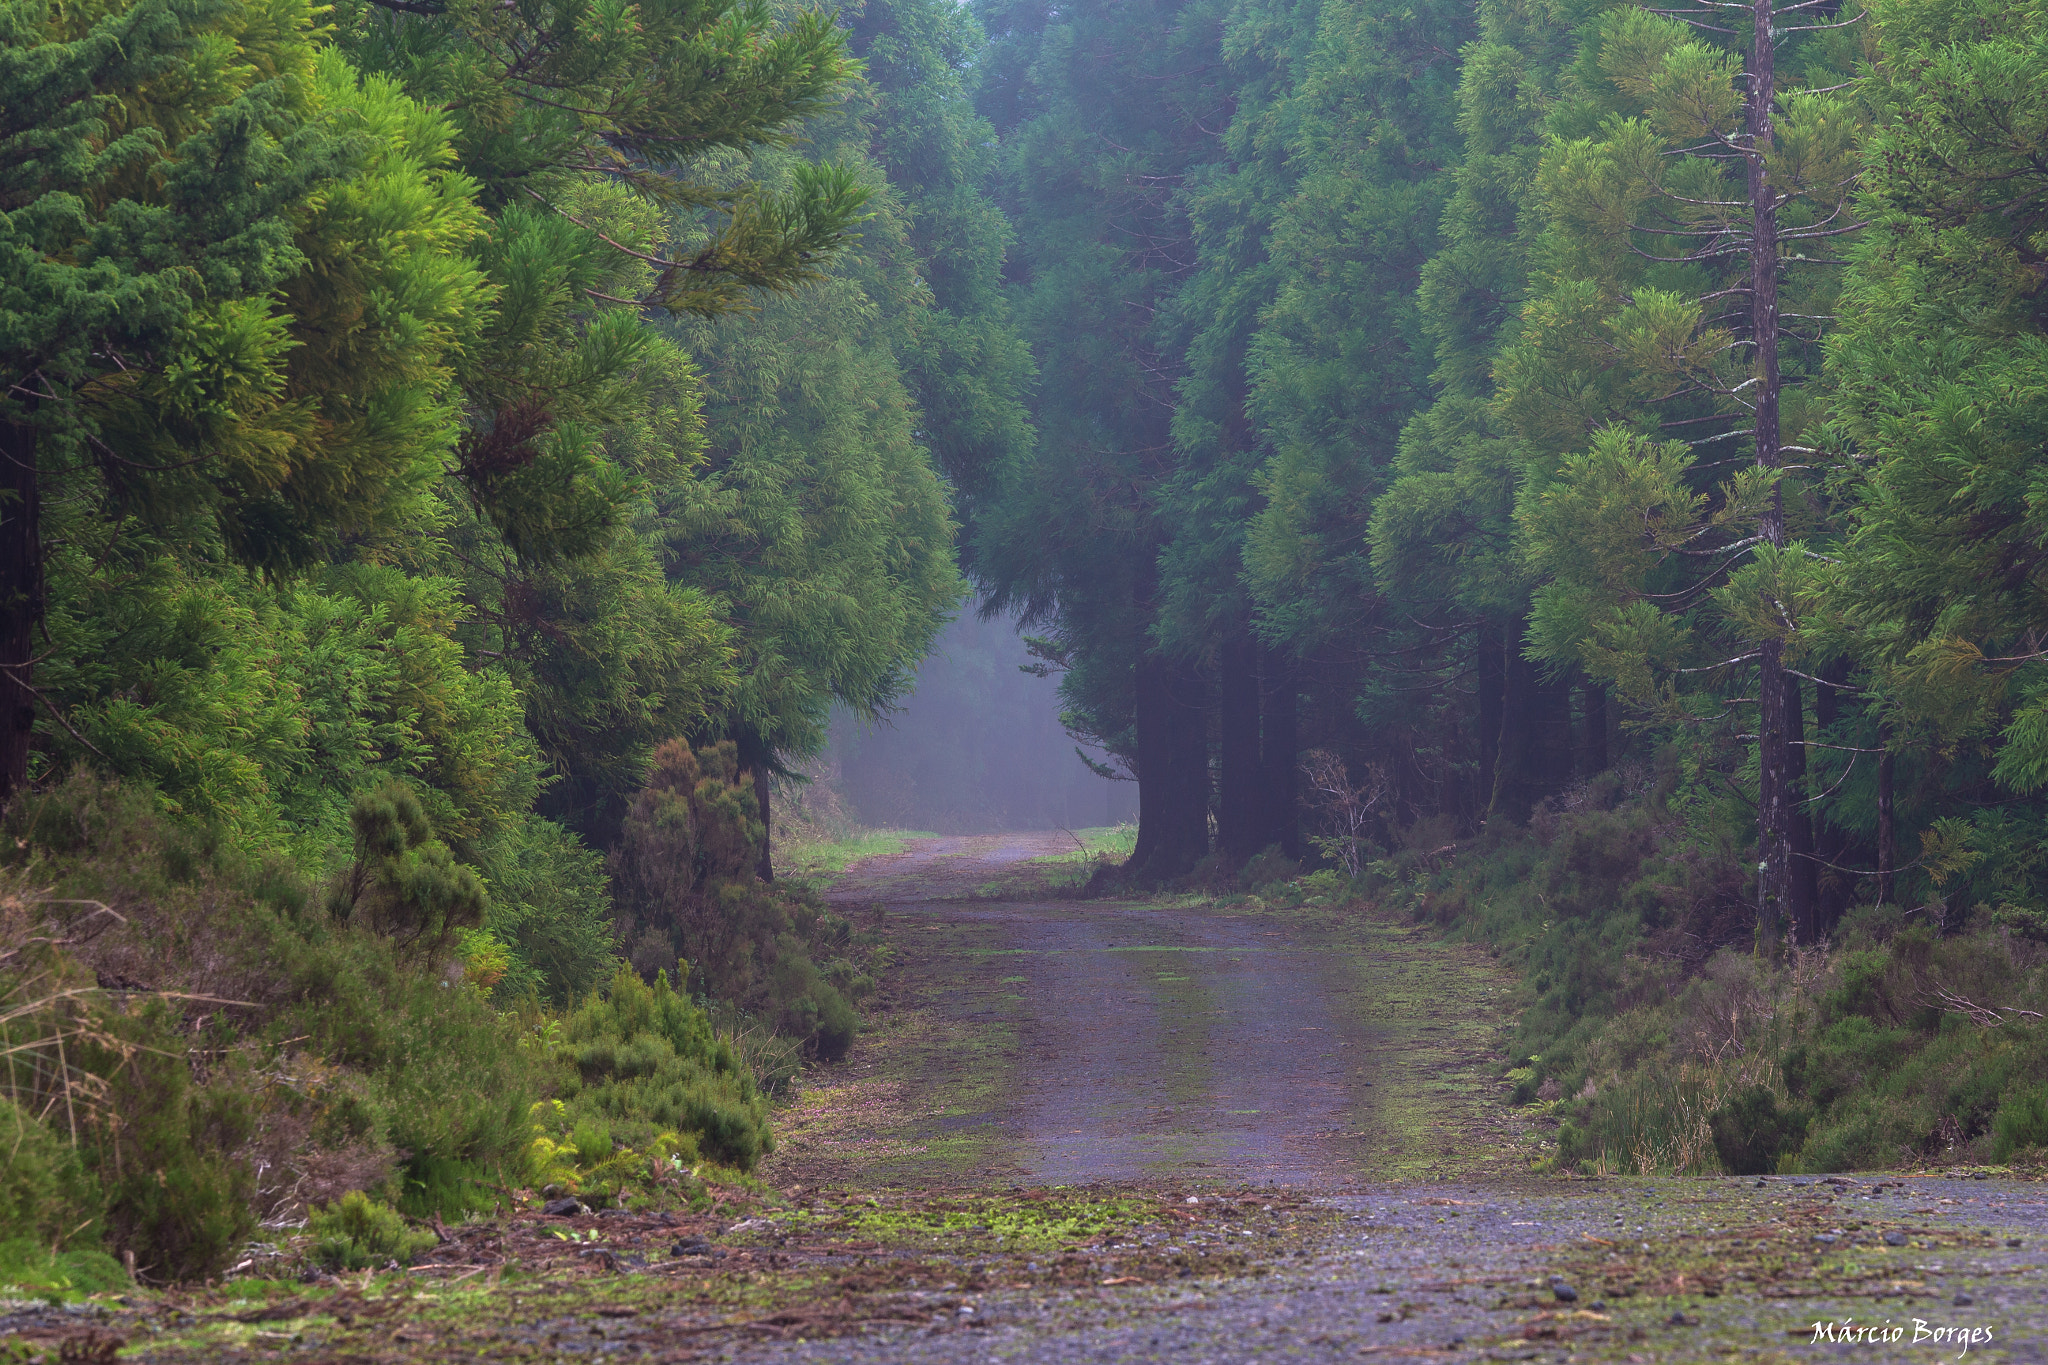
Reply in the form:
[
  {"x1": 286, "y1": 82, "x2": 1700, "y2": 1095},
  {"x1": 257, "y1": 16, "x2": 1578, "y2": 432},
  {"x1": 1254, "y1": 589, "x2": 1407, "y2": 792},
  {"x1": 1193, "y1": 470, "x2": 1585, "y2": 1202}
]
[
  {"x1": 0, "y1": 1240, "x2": 128, "y2": 1300},
  {"x1": 0, "y1": 1098, "x2": 103, "y2": 1249},
  {"x1": 608, "y1": 740, "x2": 869, "y2": 1059},
  {"x1": 327, "y1": 781, "x2": 488, "y2": 960},
  {"x1": 553, "y1": 968, "x2": 770, "y2": 1169},
  {"x1": 1709, "y1": 1086, "x2": 1809, "y2": 1175},
  {"x1": 307, "y1": 1191, "x2": 436, "y2": 1271},
  {"x1": 1991, "y1": 1084, "x2": 2048, "y2": 1164},
  {"x1": 0, "y1": 775, "x2": 547, "y2": 1272}
]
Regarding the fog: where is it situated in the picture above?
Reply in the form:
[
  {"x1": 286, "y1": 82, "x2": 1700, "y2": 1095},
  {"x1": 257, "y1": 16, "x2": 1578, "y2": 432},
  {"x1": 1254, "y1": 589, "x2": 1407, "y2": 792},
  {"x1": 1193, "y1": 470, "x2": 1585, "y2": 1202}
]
[{"x1": 824, "y1": 608, "x2": 1138, "y2": 833}]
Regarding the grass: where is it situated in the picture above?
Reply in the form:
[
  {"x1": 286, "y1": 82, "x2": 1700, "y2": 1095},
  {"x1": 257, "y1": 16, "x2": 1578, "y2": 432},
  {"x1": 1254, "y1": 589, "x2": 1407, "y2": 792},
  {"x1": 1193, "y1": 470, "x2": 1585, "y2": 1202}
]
[
  {"x1": 1031, "y1": 824, "x2": 1137, "y2": 865},
  {"x1": 776, "y1": 828, "x2": 938, "y2": 884}
]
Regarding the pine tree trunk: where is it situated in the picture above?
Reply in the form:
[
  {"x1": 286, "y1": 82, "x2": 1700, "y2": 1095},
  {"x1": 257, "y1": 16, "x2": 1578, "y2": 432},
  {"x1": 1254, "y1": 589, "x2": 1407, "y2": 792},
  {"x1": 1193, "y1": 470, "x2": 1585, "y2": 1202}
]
[
  {"x1": 754, "y1": 764, "x2": 774, "y2": 883},
  {"x1": 1581, "y1": 679, "x2": 1608, "y2": 776},
  {"x1": 1217, "y1": 634, "x2": 1261, "y2": 859},
  {"x1": 1260, "y1": 647, "x2": 1299, "y2": 856},
  {"x1": 1785, "y1": 671, "x2": 1818, "y2": 941},
  {"x1": 0, "y1": 418, "x2": 41, "y2": 807},
  {"x1": 1477, "y1": 627, "x2": 1503, "y2": 822},
  {"x1": 1747, "y1": 0, "x2": 1790, "y2": 942},
  {"x1": 1811, "y1": 658, "x2": 1852, "y2": 935},
  {"x1": 1489, "y1": 626, "x2": 1536, "y2": 822},
  {"x1": 1877, "y1": 731, "x2": 1896, "y2": 907},
  {"x1": 1129, "y1": 653, "x2": 1170, "y2": 875},
  {"x1": 1159, "y1": 657, "x2": 1211, "y2": 874}
]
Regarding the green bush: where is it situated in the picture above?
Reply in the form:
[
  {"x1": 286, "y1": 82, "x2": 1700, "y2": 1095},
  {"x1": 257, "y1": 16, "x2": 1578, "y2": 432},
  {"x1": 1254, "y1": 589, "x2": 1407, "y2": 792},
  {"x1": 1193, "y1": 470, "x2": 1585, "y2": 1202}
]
[
  {"x1": 1374, "y1": 762, "x2": 2048, "y2": 1175},
  {"x1": 1709, "y1": 1086, "x2": 1808, "y2": 1175},
  {"x1": 556, "y1": 968, "x2": 771, "y2": 1169},
  {"x1": 327, "y1": 782, "x2": 487, "y2": 962},
  {"x1": 1992, "y1": 1083, "x2": 2048, "y2": 1162},
  {"x1": 0, "y1": 1239, "x2": 129, "y2": 1299},
  {"x1": 0, "y1": 775, "x2": 548, "y2": 1275},
  {"x1": 0, "y1": 1098, "x2": 103, "y2": 1248},
  {"x1": 609, "y1": 741, "x2": 870, "y2": 1060},
  {"x1": 308, "y1": 1191, "x2": 437, "y2": 1271}
]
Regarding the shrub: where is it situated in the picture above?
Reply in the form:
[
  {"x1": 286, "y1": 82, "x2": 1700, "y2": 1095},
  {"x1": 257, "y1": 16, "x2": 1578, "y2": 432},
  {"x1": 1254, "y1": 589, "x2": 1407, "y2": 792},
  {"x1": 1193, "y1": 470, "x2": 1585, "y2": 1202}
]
[
  {"x1": 0, "y1": 775, "x2": 547, "y2": 1274},
  {"x1": 1710, "y1": 1086, "x2": 1808, "y2": 1175},
  {"x1": 1238, "y1": 846, "x2": 1301, "y2": 892},
  {"x1": 554, "y1": 968, "x2": 771, "y2": 1169},
  {"x1": 308, "y1": 1191, "x2": 437, "y2": 1271},
  {"x1": 327, "y1": 782, "x2": 487, "y2": 961},
  {"x1": 609, "y1": 741, "x2": 866, "y2": 1059},
  {"x1": 0, "y1": 1098, "x2": 103, "y2": 1249},
  {"x1": 0, "y1": 1239, "x2": 129, "y2": 1299},
  {"x1": 1992, "y1": 1083, "x2": 2048, "y2": 1163}
]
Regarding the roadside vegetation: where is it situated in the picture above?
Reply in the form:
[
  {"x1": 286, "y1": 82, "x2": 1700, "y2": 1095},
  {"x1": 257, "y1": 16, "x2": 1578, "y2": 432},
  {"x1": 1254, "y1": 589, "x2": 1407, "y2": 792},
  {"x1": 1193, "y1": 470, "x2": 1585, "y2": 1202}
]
[{"x1": 1265, "y1": 758, "x2": 2048, "y2": 1178}]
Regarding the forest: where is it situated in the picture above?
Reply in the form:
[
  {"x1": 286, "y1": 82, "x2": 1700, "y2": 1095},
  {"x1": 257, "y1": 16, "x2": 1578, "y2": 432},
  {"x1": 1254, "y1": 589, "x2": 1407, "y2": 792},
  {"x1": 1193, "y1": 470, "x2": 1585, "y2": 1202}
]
[{"x1": 4, "y1": 0, "x2": 2048, "y2": 1302}]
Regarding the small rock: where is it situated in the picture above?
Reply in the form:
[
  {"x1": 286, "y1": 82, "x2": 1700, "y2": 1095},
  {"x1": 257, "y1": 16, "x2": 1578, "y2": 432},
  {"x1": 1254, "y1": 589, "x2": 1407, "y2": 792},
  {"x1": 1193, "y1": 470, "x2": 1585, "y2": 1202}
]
[
  {"x1": 1668, "y1": 1312, "x2": 1697, "y2": 1327},
  {"x1": 543, "y1": 1197, "x2": 585, "y2": 1218},
  {"x1": 1954, "y1": 1294, "x2": 1974, "y2": 1307},
  {"x1": 1549, "y1": 1277, "x2": 1577, "y2": 1303},
  {"x1": 1973, "y1": 1171, "x2": 1990, "y2": 1180},
  {"x1": 1883, "y1": 1231, "x2": 1908, "y2": 1247},
  {"x1": 671, "y1": 1236, "x2": 711, "y2": 1256},
  {"x1": 1813, "y1": 1233, "x2": 1837, "y2": 1245},
  {"x1": 1590, "y1": 1301, "x2": 1607, "y2": 1312},
  {"x1": 2007, "y1": 1238, "x2": 2023, "y2": 1247}
]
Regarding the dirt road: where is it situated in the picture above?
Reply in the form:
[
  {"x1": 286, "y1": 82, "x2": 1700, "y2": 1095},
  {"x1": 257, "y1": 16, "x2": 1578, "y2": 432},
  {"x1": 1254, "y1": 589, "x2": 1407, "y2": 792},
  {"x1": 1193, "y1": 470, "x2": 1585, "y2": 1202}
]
[{"x1": 770, "y1": 832, "x2": 1528, "y2": 1189}]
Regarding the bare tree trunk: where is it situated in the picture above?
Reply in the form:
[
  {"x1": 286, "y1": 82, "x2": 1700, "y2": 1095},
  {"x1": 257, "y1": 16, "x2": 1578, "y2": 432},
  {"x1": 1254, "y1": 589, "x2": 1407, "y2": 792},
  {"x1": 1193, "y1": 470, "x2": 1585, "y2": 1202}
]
[
  {"x1": 0, "y1": 418, "x2": 41, "y2": 807},
  {"x1": 1128, "y1": 653, "x2": 1207, "y2": 881},
  {"x1": 1785, "y1": 671, "x2": 1818, "y2": 941},
  {"x1": 1476, "y1": 627, "x2": 1502, "y2": 824},
  {"x1": 1747, "y1": 0, "x2": 1790, "y2": 943}
]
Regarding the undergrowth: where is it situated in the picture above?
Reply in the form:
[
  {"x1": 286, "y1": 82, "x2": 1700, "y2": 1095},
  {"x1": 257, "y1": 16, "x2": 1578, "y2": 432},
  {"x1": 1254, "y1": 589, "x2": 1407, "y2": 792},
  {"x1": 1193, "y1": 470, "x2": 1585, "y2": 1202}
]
[
  {"x1": 0, "y1": 767, "x2": 872, "y2": 1288},
  {"x1": 1335, "y1": 757, "x2": 2048, "y2": 1176}
]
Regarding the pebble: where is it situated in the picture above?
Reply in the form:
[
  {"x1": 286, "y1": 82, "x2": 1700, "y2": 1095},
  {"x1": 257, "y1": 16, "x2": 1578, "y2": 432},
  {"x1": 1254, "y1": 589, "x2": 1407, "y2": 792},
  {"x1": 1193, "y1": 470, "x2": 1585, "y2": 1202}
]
[
  {"x1": 542, "y1": 1197, "x2": 585, "y2": 1217},
  {"x1": 1955, "y1": 1294, "x2": 1974, "y2": 1307},
  {"x1": 1548, "y1": 1277, "x2": 1577, "y2": 1302},
  {"x1": 1884, "y1": 1231, "x2": 1908, "y2": 1246},
  {"x1": 1814, "y1": 1233, "x2": 1837, "y2": 1244}
]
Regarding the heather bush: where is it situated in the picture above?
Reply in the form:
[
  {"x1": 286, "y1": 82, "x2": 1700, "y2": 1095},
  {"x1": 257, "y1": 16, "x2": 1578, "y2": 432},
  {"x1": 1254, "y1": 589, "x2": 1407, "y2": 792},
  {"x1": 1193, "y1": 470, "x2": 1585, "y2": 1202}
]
[
  {"x1": 0, "y1": 777, "x2": 548, "y2": 1274},
  {"x1": 609, "y1": 741, "x2": 870, "y2": 1059},
  {"x1": 553, "y1": 967, "x2": 771, "y2": 1169},
  {"x1": 308, "y1": 1191, "x2": 437, "y2": 1271},
  {"x1": 1372, "y1": 763, "x2": 2048, "y2": 1174}
]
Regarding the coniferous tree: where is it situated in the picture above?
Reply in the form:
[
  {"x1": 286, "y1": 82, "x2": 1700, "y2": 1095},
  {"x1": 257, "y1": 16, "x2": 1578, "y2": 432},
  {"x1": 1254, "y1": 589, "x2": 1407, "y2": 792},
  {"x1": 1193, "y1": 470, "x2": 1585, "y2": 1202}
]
[
  {"x1": 1503, "y1": 0, "x2": 1865, "y2": 940},
  {"x1": 1, "y1": 0, "x2": 358, "y2": 801}
]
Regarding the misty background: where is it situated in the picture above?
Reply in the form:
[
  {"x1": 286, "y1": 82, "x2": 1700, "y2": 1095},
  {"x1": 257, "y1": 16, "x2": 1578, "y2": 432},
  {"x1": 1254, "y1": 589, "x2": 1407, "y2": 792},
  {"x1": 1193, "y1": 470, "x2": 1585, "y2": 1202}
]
[{"x1": 821, "y1": 608, "x2": 1138, "y2": 833}]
